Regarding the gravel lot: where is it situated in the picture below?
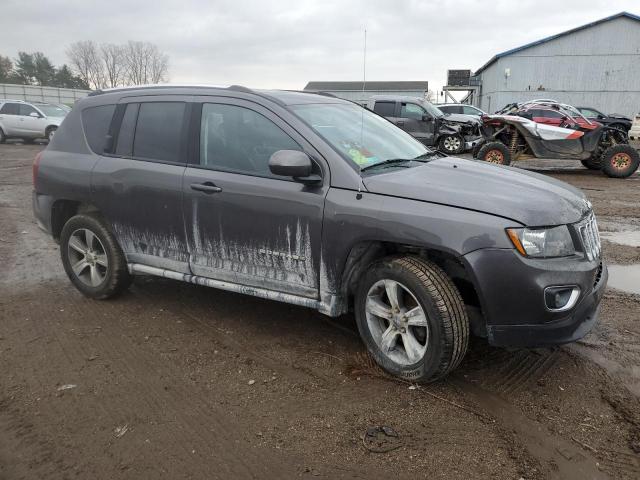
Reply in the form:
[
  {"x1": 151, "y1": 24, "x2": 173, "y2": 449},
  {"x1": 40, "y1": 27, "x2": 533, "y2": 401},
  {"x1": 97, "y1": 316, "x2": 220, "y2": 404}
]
[{"x1": 1, "y1": 142, "x2": 639, "y2": 479}]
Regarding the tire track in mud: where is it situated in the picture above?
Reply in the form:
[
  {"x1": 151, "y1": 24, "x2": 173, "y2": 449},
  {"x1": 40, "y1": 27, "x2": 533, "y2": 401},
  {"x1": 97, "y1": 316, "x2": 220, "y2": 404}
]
[
  {"x1": 1, "y1": 290, "x2": 296, "y2": 479},
  {"x1": 449, "y1": 377, "x2": 609, "y2": 480},
  {"x1": 1, "y1": 285, "x2": 390, "y2": 479}
]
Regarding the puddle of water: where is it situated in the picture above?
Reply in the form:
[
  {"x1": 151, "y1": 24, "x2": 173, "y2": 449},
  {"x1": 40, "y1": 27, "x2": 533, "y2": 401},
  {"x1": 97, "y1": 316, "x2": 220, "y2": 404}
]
[
  {"x1": 600, "y1": 231, "x2": 640, "y2": 247},
  {"x1": 607, "y1": 264, "x2": 640, "y2": 295}
]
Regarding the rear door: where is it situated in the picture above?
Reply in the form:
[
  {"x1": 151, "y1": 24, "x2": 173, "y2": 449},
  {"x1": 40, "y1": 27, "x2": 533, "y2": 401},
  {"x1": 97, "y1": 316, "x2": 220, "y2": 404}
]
[
  {"x1": 90, "y1": 96, "x2": 191, "y2": 273},
  {"x1": 0, "y1": 102, "x2": 22, "y2": 135},
  {"x1": 399, "y1": 101, "x2": 434, "y2": 145},
  {"x1": 182, "y1": 97, "x2": 328, "y2": 298}
]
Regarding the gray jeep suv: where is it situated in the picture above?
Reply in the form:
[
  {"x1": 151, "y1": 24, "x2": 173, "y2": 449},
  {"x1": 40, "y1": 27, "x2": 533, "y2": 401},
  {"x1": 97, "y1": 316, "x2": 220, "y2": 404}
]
[{"x1": 32, "y1": 85, "x2": 607, "y2": 382}]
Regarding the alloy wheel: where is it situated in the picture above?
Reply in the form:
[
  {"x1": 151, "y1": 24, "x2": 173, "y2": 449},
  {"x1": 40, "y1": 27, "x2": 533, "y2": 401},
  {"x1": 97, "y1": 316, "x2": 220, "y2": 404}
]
[
  {"x1": 67, "y1": 228, "x2": 108, "y2": 287},
  {"x1": 443, "y1": 135, "x2": 461, "y2": 152},
  {"x1": 485, "y1": 149, "x2": 504, "y2": 164},
  {"x1": 365, "y1": 279, "x2": 429, "y2": 365},
  {"x1": 611, "y1": 152, "x2": 631, "y2": 170}
]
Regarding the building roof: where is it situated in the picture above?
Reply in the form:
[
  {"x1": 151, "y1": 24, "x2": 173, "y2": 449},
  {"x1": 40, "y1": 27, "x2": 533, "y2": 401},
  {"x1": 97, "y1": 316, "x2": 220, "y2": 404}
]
[
  {"x1": 304, "y1": 81, "x2": 429, "y2": 92},
  {"x1": 475, "y1": 11, "x2": 640, "y2": 75}
]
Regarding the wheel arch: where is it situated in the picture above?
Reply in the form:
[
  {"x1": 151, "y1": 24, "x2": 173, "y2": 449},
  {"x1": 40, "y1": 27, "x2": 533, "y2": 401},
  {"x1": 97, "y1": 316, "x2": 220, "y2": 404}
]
[
  {"x1": 337, "y1": 240, "x2": 486, "y2": 336},
  {"x1": 51, "y1": 200, "x2": 101, "y2": 240}
]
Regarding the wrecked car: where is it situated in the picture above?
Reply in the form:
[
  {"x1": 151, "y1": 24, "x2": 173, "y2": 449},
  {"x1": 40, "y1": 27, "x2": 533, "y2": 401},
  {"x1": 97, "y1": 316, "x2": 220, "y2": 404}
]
[
  {"x1": 475, "y1": 100, "x2": 639, "y2": 177},
  {"x1": 368, "y1": 95, "x2": 482, "y2": 154},
  {"x1": 33, "y1": 85, "x2": 607, "y2": 382}
]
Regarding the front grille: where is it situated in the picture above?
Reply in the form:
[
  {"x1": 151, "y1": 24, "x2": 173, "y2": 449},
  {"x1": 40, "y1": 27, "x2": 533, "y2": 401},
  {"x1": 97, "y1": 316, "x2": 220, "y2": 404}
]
[{"x1": 577, "y1": 213, "x2": 601, "y2": 261}]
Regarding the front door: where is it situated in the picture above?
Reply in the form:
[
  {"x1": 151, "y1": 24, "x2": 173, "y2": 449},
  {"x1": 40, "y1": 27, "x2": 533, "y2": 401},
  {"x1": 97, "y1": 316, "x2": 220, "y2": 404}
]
[
  {"x1": 91, "y1": 97, "x2": 191, "y2": 273},
  {"x1": 18, "y1": 104, "x2": 45, "y2": 136},
  {"x1": 399, "y1": 102, "x2": 434, "y2": 145},
  {"x1": 182, "y1": 98, "x2": 328, "y2": 298}
]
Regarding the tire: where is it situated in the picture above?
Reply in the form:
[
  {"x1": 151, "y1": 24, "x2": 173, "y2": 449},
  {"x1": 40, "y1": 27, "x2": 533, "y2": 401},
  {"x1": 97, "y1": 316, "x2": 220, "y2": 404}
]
[
  {"x1": 477, "y1": 141, "x2": 511, "y2": 166},
  {"x1": 46, "y1": 126, "x2": 57, "y2": 142},
  {"x1": 60, "y1": 214, "x2": 132, "y2": 299},
  {"x1": 354, "y1": 256, "x2": 469, "y2": 383},
  {"x1": 472, "y1": 140, "x2": 485, "y2": 159},
  {"x1": 581, "y1": 155, "x2": 602, "y2": 170},
  {"x1": 601, "y1": 144, "x2": 640, "y2": 178},
  {"x1": 0, "y1": 128, "x2": 5, "y2": 144},
  {"x1": 438, "y1": 134, "x2": 464, "y2": 155}
]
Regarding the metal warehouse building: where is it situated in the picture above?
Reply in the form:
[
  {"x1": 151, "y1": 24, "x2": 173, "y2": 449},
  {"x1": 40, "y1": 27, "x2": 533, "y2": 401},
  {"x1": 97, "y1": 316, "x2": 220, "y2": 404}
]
[
  {"x1": 475, "y1": 11, "x2": 640, "y2": 117},
  {"x1": 303, "y1": 81, "x2": 429, "y2": 105}
]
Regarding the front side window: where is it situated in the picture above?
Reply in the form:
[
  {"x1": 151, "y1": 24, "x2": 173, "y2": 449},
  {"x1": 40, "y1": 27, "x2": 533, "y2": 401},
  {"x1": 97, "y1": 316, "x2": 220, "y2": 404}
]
[
  {"x1": 580, "y1": 108, "x2": 600, "y2": 118},
  {"x1": 82, "y1": 104, "x2": 116, "y2": 154},
  {"x1": 133, "y1": 102, "x2": 186, "y2": 163},
  {"x1": 463, "y1": 106, "x2": 480, "y2": 115},
  {"x1": 0, "y1": 103, "x2": 20, "y2": 115},
  {"x1": 400, "y1": 103, "x2": 425, "y2": 120},
  {"x1": 200, "y1": 103, "x2": 301, "y2": 177},
  {"x1": 19, "y1": 104, "x2": 39, "y2": 117},
  {"x1": 291, "y1": 103, "x2": 429, "y2": 169}
]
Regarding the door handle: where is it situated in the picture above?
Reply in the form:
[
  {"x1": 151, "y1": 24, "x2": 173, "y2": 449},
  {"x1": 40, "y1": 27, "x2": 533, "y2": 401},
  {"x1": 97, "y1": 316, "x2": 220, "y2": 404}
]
[
  {"x1": 396, "y1": 121, "x2": 405, "y2": 126},
  {"x1": 190, "y1": 182, "x2": 222, "y2": 194}
]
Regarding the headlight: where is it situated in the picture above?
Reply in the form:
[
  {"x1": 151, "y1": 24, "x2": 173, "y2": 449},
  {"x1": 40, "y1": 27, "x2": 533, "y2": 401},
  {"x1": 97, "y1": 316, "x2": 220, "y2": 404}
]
[{"x1": 506, "y1": 225, "x2": 575, "y2": 258}]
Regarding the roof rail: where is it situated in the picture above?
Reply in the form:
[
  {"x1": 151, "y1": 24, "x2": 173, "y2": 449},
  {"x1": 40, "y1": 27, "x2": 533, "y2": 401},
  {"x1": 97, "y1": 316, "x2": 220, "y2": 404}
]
[{"x1": 0, "y1": 98, "x2": 28, "y2": 103}]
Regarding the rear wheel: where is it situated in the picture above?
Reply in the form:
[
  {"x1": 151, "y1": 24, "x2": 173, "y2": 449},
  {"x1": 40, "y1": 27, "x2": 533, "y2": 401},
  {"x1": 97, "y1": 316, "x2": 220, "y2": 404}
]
[
  {"x1": 438, "y1": 134, "x2": 464, "y2": 155},
  {"x1": 477, "y1": 141, "x2": 511, "y2": 166},
  {"x1": 60, "y1": 214, "x2": 132, "y2": 299},
  {"x1": 601, "y1": 145, "x2": 640, "y2": 178},
  {"x1": 355, "y1": 256, "x2": 469, "y2": 383}
]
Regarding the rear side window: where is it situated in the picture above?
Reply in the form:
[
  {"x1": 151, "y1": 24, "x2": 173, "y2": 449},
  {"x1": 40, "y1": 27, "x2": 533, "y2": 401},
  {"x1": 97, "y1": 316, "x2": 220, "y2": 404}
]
[
  {"x1": 0, "y1": 103, "x2": 20, "y2": 115},
  {"x1": 82, "y1": 104, "x2": 116, "y2": 154},
  {"x1": 133, "y1": 102, "x2": 185, "y2": 163},
  {"x1": 373, "y1": 101, "x2": 395, "y2": 117}
]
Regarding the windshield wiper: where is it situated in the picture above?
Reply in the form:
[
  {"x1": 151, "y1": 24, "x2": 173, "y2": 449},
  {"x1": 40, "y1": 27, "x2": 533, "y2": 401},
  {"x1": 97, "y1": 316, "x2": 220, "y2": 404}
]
[
  {"x1": 360, "y1": 158, "x2": 413, "y2": 172},
  {"x1": 413, "y1": 150, "x2": 441, "y2": 160}
]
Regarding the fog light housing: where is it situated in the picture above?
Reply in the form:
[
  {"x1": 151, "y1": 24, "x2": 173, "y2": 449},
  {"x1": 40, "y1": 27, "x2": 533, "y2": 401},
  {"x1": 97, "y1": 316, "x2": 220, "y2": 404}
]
[{"x1": 544, "y1": 286, "x2": 581, "y2": 312}]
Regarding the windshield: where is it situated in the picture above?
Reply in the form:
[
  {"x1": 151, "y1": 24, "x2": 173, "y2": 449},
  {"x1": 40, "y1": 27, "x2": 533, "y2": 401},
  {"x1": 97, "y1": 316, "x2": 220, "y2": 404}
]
[
  {"x1": 422, "y1": 101, "x2": 444, "y2": 118},
  {"x1": 291, "y1": 103, "x2": 430, "y2": 170},
  {"x1": 35, "y1": 104, "x2": 68, "y2": 117}
]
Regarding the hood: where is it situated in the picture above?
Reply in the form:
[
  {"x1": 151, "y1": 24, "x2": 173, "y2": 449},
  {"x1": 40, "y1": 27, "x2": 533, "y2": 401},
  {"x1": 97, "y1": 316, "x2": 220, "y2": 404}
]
[
  {"x1": 363, "y1": 157, "x2": 589, "y2": 226},
  {"x1": 47, "y1": 116, "x2": 65, "y2": 126},
  {"x1": 608, "y1": 113, "x2": 631, "y2": 121},
  {"x1": 441, "y1": 113, "x2": 481, "y2": 125}
]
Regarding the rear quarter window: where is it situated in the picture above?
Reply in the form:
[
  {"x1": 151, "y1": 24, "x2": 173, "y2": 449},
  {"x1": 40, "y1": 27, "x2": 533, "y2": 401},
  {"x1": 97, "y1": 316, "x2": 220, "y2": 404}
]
[{"x1": 82, "y1": 105, "x2": 116, "y2": 154}]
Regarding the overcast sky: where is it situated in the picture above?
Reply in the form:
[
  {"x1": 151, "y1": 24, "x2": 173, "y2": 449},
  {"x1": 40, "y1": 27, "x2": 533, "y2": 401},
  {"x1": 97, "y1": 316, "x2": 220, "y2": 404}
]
[{"x1": 2, "y1": 0, "x2": 638, "y2": 94}]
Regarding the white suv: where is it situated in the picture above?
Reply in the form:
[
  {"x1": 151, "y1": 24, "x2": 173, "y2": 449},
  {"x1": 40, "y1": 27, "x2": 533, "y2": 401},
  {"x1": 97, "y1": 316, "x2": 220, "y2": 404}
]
[{"x1": 0, "y1": 100, "x2": 68, "y2": 143}]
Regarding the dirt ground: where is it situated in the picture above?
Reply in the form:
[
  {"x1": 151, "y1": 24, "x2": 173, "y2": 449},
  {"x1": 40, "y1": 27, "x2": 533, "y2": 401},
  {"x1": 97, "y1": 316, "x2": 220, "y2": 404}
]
[{"x1": 1, "y1": 142, "x2": 639, "y2": 480}]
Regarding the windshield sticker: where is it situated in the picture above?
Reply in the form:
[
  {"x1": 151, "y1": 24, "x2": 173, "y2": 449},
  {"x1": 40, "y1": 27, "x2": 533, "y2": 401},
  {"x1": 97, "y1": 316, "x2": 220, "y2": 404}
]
[{"x1": 340, "y1": 141, "x2": 378, "y2": 166}]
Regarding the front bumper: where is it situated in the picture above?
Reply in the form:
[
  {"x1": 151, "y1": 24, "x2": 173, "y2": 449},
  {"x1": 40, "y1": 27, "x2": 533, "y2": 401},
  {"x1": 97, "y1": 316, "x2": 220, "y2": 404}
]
[
  {"x1": 464, "y1": 248, "x2": 607, "y2": 348},
  {"x1": 464, "y1": 136, "x2": 482, "y2": 151}
]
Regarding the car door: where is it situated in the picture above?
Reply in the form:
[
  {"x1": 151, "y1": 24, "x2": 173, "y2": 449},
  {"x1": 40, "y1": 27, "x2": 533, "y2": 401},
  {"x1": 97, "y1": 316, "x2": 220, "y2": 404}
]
[
  {"x1": 399, "y1": 102, "x2": 434, "y2": 145},
  {"x1": 90, "y1": 96, "x2": 192, "y2": 273},
  {"x1": 18, "y1": 104, "x2": 45, "y2": 136},
  {"x1": 182, "y1": 97, "x2": 328, "y2": 299},
  {"x1": 0, "y1": 102, "x2": 22, "y2": 135}
]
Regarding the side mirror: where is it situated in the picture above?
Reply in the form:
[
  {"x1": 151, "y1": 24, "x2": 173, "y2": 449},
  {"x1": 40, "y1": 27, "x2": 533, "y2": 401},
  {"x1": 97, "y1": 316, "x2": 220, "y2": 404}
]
[
  {"x1": 422, "y1": 115, "x2": 433, "y2": 122},
  {"x1": 29, "y1": 112, "x2": 41, "y2": 118},
  {"x1": 598, "y1": 114, "x2": 605, "y2": 119},
  {"x1": 269, "y1": 150, "x2": 320, "y2": 184}
]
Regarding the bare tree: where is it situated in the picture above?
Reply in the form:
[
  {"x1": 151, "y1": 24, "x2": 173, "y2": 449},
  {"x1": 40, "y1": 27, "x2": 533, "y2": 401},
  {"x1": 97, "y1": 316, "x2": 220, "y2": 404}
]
[
  {"x1": 67, "y1": 41, "x2": 104, "y2": 89},
  {"x1": 123, "y1": 41, "x2": 169, "y2": 85},
  {"x1": 100, "y1": 43, "x2": 125, "y2": 88}
]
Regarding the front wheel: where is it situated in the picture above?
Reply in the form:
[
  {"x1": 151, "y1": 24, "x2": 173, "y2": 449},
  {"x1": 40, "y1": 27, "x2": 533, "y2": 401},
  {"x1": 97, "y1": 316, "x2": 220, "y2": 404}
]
[
  {"x1": 60, "y1": 214, "x2": 131, "y2": 299},
  {"x1": 601, "y1": 144, "x2": 640, "y2": 178},
  {"x1": 355, "y1": 256, "x2": 469, "y2": 383},
  {"x1": 0, "y1": 128, "x2": 5, "y2": 144},
  {"x1": 477, "y1": 141, "x2": 512, "y2": 165},
  {"x1": 438, "y1": 134, "x2": 464, "y2": 155},
  {"x1": 46, "y1": 126, "x2": 57, "y2": 142}
]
